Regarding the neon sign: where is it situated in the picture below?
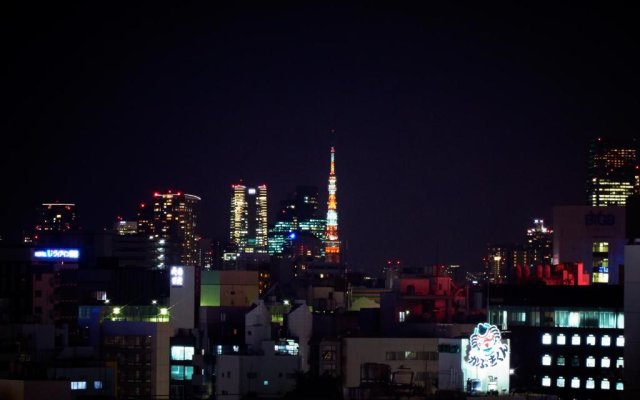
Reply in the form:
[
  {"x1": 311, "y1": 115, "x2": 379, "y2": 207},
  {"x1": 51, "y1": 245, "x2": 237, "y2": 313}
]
[
  {"x1": 34, "y1": 249, "x2": 80, "y2": 260},
  {"x1": 466, "y1": 323, "x2": 509, "y2": 368},
  {"x1": 171, "y1": 266, "x2": 184, "y2": 287}
]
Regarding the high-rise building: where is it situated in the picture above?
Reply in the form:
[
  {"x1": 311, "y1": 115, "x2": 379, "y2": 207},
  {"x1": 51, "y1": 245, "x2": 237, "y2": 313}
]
[
  {"x1": 36, "y1": 202, "x2": 77, "y2": 233},
  {"x1": 587, "y1": 136, "x2": 639, "y2": 206},
  {"x1": 484, "y1": 245, "x2": 509, "y2": 283},
  {"x1": 526, "y1": 219, "x2": 553, "y2": 266},
  {"x1": 268, "y1": 186, "x2": 326, "y2": 257},
  {"x1": 229, "y1": 184, "x2": 268, "y2": 253},
  {"x1": 151, "y1": 191, "x2": 201, "y2": 268},
  {"x1": 325, "y1": 147, "x2": 341, "y2": 263}
]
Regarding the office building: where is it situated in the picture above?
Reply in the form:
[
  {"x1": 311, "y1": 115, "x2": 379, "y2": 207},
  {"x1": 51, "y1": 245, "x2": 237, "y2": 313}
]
[
  {"x1": 553, "y1": 205, "x2": 626, "y2": 284},
  {"x1": 229, "y1": 184, "x2": 268, "y2": 254},
  {"x1": 268, "y1": 186, "x2": 326, "y2": 257},
  {"x1": 526, "y1": 219, "x2": 553, "y2": 266},
  {"x1": 484, "y1": 245, "x2": 509, "y2": 283},
  {"x1": 587, "y1": 137, "x2": 639, "y2": 206},
  {"x1": 489, "y1": 284, "x2": 623, "y2": 399},
  {"x1": 152, "y1": 191, "x2": 201, "y2": 268}
]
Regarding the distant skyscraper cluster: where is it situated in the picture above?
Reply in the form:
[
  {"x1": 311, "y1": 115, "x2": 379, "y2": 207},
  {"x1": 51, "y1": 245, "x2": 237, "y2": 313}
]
[
  {"x1": 587, "y1": 137, "x2": 639, "y2": 206},
  {"x1": 36, "y1": 202, "x2": 77, "y2": 233}
]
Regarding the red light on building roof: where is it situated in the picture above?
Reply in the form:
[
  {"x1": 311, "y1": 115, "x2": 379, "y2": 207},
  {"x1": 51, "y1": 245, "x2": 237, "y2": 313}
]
[{"x1": 153, "y1": 192, "x2": 160, "y2": 197}]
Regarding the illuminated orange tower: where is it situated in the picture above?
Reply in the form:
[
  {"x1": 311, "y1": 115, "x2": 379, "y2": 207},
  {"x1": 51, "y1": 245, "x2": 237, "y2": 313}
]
[{"x1": 325, "y1": 146, "x2": 341, "y2": 263}]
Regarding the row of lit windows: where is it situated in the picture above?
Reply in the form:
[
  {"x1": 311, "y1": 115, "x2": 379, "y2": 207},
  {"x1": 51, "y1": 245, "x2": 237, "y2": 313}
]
[
  {"x1": 542, "y1": 354, "x2": 623, "y2": 368},
  {"x1": 71, "y1": 381, "x2": 103, "y2": 390},
  {"x1": 541, "y1": 376, "x2": 622, "y2": 390},
  {"x1": 542, "y1": 333, "x2": 623, "y2": 347},
  {"x1": 491, "y1": 309, "x2": 623, "y2": 329}
]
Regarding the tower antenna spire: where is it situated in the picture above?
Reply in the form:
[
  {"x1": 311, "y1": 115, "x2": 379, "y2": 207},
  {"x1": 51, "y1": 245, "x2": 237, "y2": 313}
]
[{"x1": 325, "y1": 139, "x2": 341, "y2": 263}]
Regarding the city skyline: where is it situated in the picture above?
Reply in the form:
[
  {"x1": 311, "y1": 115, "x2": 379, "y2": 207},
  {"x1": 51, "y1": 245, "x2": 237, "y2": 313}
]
[{"x1": 4, "y1": 2, "x2": 639, "y2": 272}]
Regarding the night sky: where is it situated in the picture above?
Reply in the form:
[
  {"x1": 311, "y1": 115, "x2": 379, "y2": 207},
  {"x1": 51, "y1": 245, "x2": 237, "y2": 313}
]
[{"x1": 3, "y1": 2, "x2": 639, "y2": 273}]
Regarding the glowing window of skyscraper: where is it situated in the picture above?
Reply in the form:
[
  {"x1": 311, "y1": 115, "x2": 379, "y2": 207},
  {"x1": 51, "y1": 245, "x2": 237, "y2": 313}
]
[
  {"x1": 616, "y1": 335, "x2": 624, "y2": 347},
  {"x1": 586, "y1": 334, "x2": 596, "y2": 346},
  {"x1": 616, "y1": 381, "x2": 624, "y2": 390},
  {"x1": 568, "y1": 312, "x2": 580, "y2": 327},
  {"x1": 571, "y1": 334, "x2": 581, "y2": 345},
  {"x1": 586, "y1": 356, "x2": 595, "y2": 368},
  {"x1": 586, "y1": 378, "x2": 595, "y2": 389},
  {"x1": 556, "y1": 355, "x2": 565, "y2": 366},
  {"x1": 601, "y1": 335, "x2": 611, "y2": 347},
  {"x1": 617, "y1": 313, "x2": 624, "y2": 329},
  {"x1": 616, "y1": 357, "x2": 624, "y2": 368},
  {"x1": 601, "y1": 379, "x2": 610, "y2": 390},
  {"x1": 601, "y1": 357, "x2": 611, "y2": 368},
  {"x1": 556, "y1": 333, "x2": 566, "y2": 345},
  {"x1": 556, "y1": 376, "x2": 565, "y2": 388},
  {"x1": 571, "y1": 377, "x2": 580, "y2": 389},
  {"x1": 542, "y1": 376, "x2": 551, "y2": 387},
  {"x1": 542, "y1": 333, "x2": 552, "y2": 345},
  {"x1": 542, "y1": 355, "x2": 552, "y2": 366}
]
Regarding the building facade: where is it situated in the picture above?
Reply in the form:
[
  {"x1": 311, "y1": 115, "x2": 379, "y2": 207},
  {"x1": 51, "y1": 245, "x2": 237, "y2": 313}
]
[
  {"x1": 553, "y1": 205, "x2": 626, "y2": 284},
  {"x1": 587, "y1": 137, "x2": 639, "y2": 206},
  {"x1": 151, "y1": 191, "x2": 201, "y2": 268},
  {"x1": 229, "y1": 184, "x2": 268, "y2": 254}
]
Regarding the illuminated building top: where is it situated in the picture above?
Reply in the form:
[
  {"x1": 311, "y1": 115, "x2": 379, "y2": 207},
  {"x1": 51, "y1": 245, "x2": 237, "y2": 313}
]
[{"x1": 325, "y1": 146, "x2": 341, "y2": 263}]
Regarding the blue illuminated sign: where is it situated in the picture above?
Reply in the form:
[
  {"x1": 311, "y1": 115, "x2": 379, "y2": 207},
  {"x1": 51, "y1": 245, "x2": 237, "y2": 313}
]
[{"x1": 34, "y1": 249, "x2": 80, "y2": 260}]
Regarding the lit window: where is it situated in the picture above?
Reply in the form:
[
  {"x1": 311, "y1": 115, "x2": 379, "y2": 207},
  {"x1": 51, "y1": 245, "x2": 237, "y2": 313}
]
[
  {"x1": 601, "y1": 379, "x2": 610, "y2": 390},
  {"x1": 557, "y1": 333, "x2": 566, "y2": 345},
  {"x1": 601, "y1": 357, "x2": 611, "y2": 368},
  {"x1": 94, "y1": 381, "x2": 103, "y2": 389},
  {"x1": 571, "y1": 334, "x2": 581, "y2": 345},
  {"x1": 616, "y1": 381, "x2": 624, "y2": 390},
  {"x1": 70, "y1": 381, "x2": 87, "y2": 390},
  {"x1": 586, "y1": 334, "x2": 596, "y2": 346},
  {"x1": 171, "y1": 365, "x2": 185, "y2": 380},
  {"x1": 602, "y1": 335, "x2": 611, "y2": 346},
  {"x1": 556, "y1": 376, "x2": 565, "y2": 387},
  {"x1": 399, "y1": 311, "x2": 406, "y2": 322},
  {"x1": 542, "y1": 376, "x2": 551, "y2": 387},
  {"x1": 617, "y1": 313, "x2": 624, "y2": 329},
  {"x1": 571, "y1": 377, "x2": 580, "y2": 389},
  {"x1": 542, "y1": 333, "x2": 552, "y2": 345},
  {"x1": 586, "y1": 378, "x2": 595, "y2": 389},
  {"x1": 586, "y1": 356, "x2": 595, "y2": 368},
  {"x1": 568, "y1": 312, "x2": 580, "y2": 327},
  {"x1": 616, "y1": 335, "x2": 624, "y2": 347},
  {"x1": 185, "y1": 366, "x2": 194, "y2": 380},
  {"x1": 171, "y1": 346, "x2": 185, "y2": 360},
  {"x1": 616, "y1": 357, "x2": 624, "y2": 368},
  {"x1": 542, "y1": 354, "x2": 552, "y2": 366},
  {"x1": 263, "y1": 380, "x2": 269, "y2": 386},
  {"x1": 557, "y1": 355, "x2": 565, "y2": 366}
]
